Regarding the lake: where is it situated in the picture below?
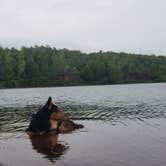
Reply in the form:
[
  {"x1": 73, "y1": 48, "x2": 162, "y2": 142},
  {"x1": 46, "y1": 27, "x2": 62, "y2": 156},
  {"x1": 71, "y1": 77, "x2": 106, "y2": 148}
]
[{"x1": 0, "y1": 83, "x2": 166, "y2": 166}]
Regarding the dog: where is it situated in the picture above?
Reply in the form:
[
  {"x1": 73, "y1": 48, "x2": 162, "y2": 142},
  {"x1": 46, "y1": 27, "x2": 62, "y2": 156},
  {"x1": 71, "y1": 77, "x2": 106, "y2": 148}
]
[{"x1": 26, "y1": 97, "x2": 84, "y2": 135}]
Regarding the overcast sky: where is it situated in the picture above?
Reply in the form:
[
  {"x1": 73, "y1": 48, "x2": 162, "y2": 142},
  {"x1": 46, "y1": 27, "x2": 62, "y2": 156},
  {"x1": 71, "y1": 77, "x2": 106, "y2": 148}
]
[{"x1": 0, "y1": 0, "x2": 166, "y2": 55}]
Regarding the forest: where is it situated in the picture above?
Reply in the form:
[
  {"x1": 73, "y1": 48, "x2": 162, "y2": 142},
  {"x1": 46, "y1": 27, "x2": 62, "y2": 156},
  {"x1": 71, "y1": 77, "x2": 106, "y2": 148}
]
[{"x1": 0, "y1": 46, "x2": 166, "y2": 88}]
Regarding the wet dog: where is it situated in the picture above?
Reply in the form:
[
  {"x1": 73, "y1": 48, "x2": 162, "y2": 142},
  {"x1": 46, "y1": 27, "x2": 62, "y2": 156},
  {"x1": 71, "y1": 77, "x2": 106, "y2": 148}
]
[{"x1": 26, "y1": 97, "x2": 84, "y2": 135}]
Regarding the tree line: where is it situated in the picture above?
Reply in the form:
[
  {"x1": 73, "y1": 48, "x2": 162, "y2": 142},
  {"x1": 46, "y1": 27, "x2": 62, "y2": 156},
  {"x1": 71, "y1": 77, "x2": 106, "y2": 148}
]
[{"x1": 0, "y1": 46, "x2": 166, "y2": 88}]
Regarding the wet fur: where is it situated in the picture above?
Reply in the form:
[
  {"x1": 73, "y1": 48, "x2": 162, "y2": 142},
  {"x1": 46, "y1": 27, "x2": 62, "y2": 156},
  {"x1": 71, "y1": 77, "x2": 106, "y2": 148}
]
[
  {"x1": 26, "y1": 97, "x2": 84, "y2": 135},
  {"x1": 26, "y1": 97, "x2": 61, "y2": 133}
]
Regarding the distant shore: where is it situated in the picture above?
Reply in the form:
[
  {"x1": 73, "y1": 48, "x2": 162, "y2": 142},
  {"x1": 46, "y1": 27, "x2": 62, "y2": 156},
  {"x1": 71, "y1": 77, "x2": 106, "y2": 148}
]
[
  {"x1": 0, "y1": 81, "x2": 166, "y2": 90},
  {"x1": 0, "y1": 46, "x2": 166, "y2": 89}
]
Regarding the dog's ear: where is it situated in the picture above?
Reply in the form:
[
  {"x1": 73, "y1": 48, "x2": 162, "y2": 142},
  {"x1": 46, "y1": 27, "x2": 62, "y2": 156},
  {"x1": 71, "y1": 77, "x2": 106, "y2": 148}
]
[{"x1": 46, "y1": 96, "x2": 52, "y2": 109}]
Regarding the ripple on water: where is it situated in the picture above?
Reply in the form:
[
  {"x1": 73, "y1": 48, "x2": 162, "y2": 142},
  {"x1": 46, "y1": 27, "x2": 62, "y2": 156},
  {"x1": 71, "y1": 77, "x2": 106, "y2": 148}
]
[{"x1": 0, "y1": 101, "x2": 166, "y2": 133}]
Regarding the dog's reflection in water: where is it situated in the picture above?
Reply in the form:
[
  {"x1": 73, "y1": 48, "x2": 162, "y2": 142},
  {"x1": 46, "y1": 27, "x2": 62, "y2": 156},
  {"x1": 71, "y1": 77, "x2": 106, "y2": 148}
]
[
  {"x1": 28, "y1": 131, "x2": 69, "y2": 163},
  {"x1": 26, "y1": 97, "x2": 83, "y2": 162}
]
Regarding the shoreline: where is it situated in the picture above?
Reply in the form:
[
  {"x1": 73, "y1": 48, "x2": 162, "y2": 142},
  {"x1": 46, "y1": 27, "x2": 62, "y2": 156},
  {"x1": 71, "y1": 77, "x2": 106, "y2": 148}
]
[{"x1": 0, "y1": 81, "x2": 165, "y2": 90}]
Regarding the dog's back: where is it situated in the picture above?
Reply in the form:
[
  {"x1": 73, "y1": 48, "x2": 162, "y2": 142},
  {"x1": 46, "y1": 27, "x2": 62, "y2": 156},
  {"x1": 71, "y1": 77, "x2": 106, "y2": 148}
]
[{"x1": 27, "y1": 108, "x2": 50, "y2": 132}]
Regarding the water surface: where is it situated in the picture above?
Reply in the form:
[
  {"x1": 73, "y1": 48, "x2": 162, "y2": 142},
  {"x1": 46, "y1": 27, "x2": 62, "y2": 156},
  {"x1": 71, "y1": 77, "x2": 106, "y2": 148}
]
[{"x1": 0, "y1": 83, "x2": 166, "y2": 166}]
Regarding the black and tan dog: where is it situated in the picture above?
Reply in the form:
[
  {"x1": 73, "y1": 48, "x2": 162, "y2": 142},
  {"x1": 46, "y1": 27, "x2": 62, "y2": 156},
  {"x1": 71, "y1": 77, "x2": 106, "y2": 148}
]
[{"x1": 26, "y1": 97, "x2": 84, "y2": 135}]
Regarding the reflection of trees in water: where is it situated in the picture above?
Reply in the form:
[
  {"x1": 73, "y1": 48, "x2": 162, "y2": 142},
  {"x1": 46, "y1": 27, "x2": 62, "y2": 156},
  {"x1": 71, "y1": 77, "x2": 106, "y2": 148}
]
[{"x1": 28, "y1": 133, "x2": 69, "y2": 163}]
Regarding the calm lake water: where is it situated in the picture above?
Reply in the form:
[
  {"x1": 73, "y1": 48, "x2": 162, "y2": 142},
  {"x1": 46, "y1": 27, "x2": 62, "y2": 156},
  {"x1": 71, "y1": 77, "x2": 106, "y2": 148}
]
[{"x1": 0, "y1": 83, "x2": 166, "y2": 166}]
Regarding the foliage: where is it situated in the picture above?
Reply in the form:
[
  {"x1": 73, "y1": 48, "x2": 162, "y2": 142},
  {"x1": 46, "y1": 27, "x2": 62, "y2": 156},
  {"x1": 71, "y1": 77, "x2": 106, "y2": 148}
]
[{"x1": 0, "y1": 46, "x2": 166, "y2": 88}]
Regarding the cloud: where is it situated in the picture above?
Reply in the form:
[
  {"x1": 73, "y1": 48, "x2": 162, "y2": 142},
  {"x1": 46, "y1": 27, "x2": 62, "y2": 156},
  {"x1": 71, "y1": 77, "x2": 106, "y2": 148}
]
[{"x1": 0, "y1": 0, "x2": 166, "y2": 55}]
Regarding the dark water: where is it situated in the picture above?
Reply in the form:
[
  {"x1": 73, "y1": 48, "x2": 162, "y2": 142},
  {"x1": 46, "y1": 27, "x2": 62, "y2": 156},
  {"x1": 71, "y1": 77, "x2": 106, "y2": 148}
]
[{"x1": 0, "y1": 83, "x2": 166, "y2": 166}]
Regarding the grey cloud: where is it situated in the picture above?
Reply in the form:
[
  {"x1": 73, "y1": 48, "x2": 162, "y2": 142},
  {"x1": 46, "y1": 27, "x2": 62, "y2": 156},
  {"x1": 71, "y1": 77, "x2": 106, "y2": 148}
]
[{"x1": 0, "y1": 0, "x2": 166, "y2": 55}]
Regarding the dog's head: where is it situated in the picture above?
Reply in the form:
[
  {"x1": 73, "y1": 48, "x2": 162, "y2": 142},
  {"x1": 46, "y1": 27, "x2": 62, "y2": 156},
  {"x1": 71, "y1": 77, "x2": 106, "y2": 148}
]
[
  {"x1": 45, "y1": 97, "x2": 67, "y2": 131},
  {"x1": 43, "y1": 96, "x2": 58, "y2": 114},
  {"x1": 44, "y1": 96, "x2": 67, "y2": 121},
  {"x1": 27, "y1": 97, "x2": 67, "y2": 133}
]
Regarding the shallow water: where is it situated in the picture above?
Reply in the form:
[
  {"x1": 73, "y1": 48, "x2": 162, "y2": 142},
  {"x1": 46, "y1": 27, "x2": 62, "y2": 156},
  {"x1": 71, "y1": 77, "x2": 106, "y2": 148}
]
[{"x1": 0, "y1": 83, "x2": 166, "y2": 166}]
